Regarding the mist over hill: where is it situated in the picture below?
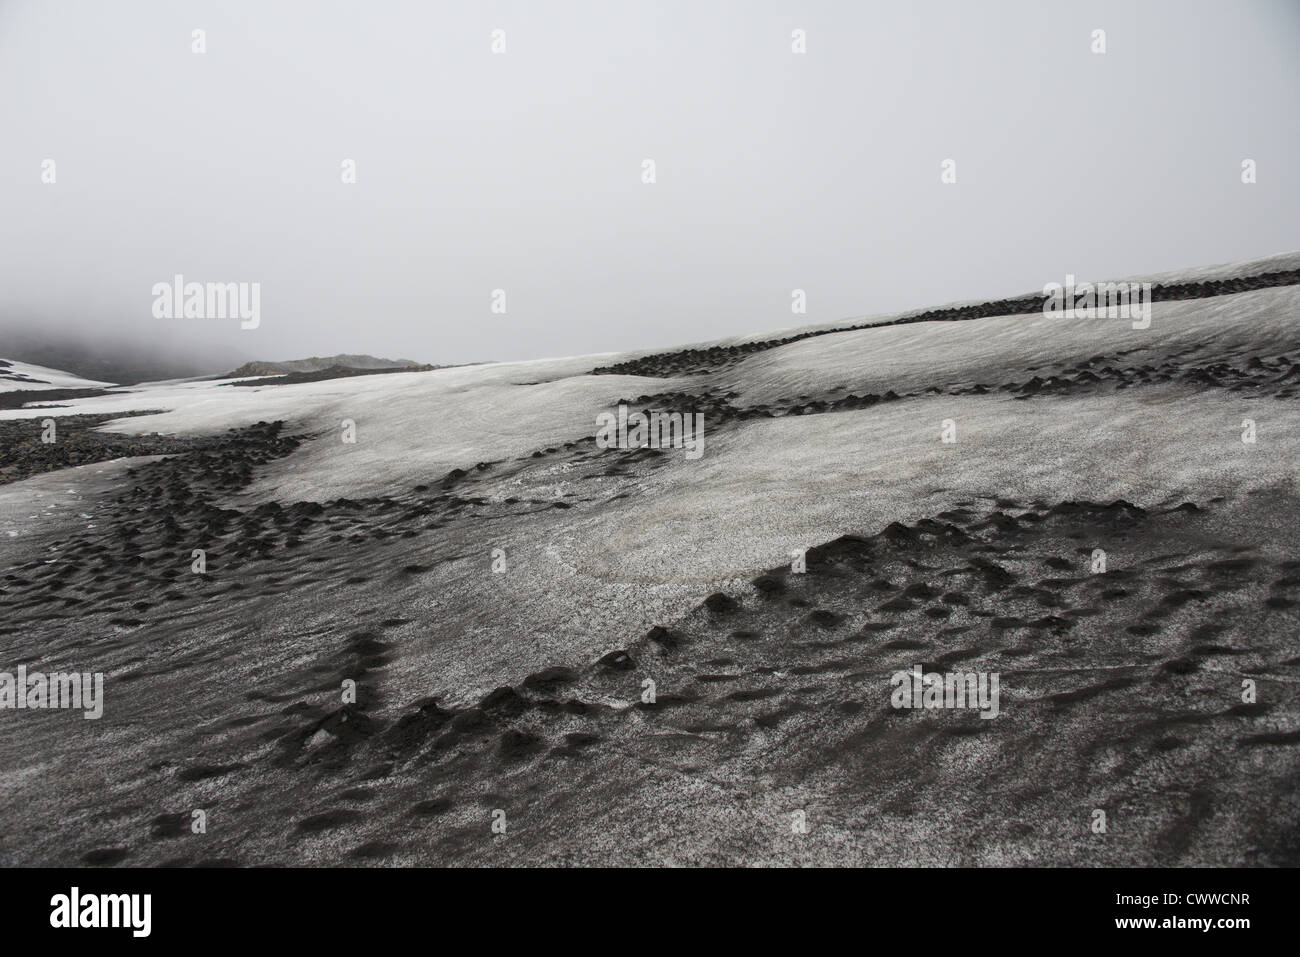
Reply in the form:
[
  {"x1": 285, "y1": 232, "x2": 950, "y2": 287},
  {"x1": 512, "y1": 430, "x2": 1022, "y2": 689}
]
[
  {"x1": 0, "y1": 325, "x2": 248, "y2": 386},
  {"x1": 223, "y1": 355, "x2": 426, "y2": 378}
]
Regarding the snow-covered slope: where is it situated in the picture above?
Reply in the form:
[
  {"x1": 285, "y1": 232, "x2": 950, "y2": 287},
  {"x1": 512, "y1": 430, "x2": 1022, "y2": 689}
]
[
  {"x1": 0, "y1": 252, "x2": 1297, "y2": 867},
  {"x1": 0, "y1": 358, "x2": 114, "y2": 392}
]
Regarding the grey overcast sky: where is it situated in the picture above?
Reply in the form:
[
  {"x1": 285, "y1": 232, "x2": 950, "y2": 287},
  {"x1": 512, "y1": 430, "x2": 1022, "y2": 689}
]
[{"x1": 1, "y1": 0, "x2": 1298, "y2": 368}]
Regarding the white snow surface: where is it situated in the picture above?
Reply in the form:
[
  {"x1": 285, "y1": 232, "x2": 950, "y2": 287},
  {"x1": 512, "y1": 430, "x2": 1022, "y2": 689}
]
[{"x1": 0, "y1": 358, "x2": 114, "y2": 393}]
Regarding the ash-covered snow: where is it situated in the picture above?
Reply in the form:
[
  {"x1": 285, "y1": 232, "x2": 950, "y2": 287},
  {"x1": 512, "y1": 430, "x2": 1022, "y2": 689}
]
[{"x1": 0, "y1": 253, "x2": 1297, "y2": 866}]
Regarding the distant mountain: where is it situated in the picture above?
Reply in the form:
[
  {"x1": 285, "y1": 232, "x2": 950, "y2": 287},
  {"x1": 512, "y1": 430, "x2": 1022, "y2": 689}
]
[
  {"x1": 223, "y1": 355, "x2": 425, "y2": 378},
  {"x1": 225, "y1": 363, "x2": 444, "y2": 387}
]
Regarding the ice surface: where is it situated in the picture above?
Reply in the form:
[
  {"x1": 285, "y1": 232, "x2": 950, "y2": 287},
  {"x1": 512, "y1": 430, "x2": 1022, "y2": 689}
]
[
  {"x1": 723, "y1": 286, "x2": 1300, "y2": 405},
  {"x1": 0, "y1": 358, "x2": 114, "y2": 393}
]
